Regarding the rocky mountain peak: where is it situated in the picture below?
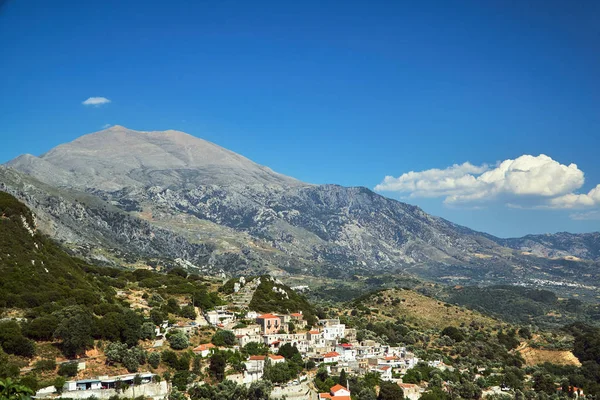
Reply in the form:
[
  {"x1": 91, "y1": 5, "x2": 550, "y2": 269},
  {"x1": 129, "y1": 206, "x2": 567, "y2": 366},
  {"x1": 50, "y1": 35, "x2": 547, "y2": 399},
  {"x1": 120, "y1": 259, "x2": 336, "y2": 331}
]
[{"x1": 6, "y1": 126, "x2": 303, "y2": 190}]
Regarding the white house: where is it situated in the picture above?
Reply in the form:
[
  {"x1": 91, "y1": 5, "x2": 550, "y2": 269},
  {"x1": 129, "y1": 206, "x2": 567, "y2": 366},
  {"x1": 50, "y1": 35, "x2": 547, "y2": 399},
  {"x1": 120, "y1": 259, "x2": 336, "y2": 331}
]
[
  {"x1": 192, "y1": 343, "x2": 216, "y2": 357},
  {"x1": 323, "y1": 324, "x2": 345, "y2": 341},
  {"x1": 322, "y1": 351, "x2": 341, "y2": 364},
  {"x1": 335, "y1": 343, "x2": 356, "y2": 362}
]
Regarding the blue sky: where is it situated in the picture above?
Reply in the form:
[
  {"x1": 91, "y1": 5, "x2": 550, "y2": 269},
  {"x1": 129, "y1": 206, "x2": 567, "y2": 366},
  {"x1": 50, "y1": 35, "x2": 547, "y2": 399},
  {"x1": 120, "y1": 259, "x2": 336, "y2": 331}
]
[{"x1": 1, "y1": 0, "x2": 599, "y2": 237}]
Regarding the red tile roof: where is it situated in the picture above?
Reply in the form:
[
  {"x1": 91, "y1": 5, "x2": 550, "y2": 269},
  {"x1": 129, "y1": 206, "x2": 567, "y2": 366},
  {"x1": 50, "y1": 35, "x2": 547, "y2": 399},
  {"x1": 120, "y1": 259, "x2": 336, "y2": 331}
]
[
  {"x1": 290, "y1": 313, "x2": 303, "y2": 317},
  {"x1": 398, "y1": 383, "x2": 419, "y2": 389},
  {"x1": 193, "y1": 343, "x2": 216, "y2": 352},
  {"x1": 257, "y1": 314, "x2": 279, "y2": 319},
  {"x1": 322, "y1": 351, "x2": 340, "y2": 358},
  {"x1": 309, "y1": 330, "x2": 320, "y2": 334},
  {"x1": 248, "y1": 355, "x2": 266, "y2": 361},
  {"x1": 269, "y1": 354, "x2": 285, "y2": 360},
  {"x1": 330, "y1": 384, "x2": 348, "y2": 393}
]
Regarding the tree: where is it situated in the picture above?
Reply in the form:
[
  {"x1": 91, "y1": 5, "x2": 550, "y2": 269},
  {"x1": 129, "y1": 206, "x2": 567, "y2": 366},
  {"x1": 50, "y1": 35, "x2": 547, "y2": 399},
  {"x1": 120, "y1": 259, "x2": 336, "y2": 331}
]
[
  {"x1": 243, "y1": 342, "x2": 269, "y2": 356},
  {"x1": 0, "y1": 348, "x2": 20, "y2": 379},
  {"x1": 441, "y1": 326, "x2": 464, "y2": 342},
  {"x1": 22, "y1": 315, "x2": 59, "y2": 341},
  {"x1": 105, "y1": 342, "x2": 128, "y2": 364},
  {"x1": 339, "y1": 369, "x2": 347, "y2": 387},
  {"x1": 168, "y1": 331, "x2": 190, "y2": 350},
  {"x1": 0, "y1": 378, "x2": 34, "y2": 400},
  {"x1": 122, "y1": 351, "x2": 140, "y2": 372},
  {"x1": 209, "y1": 352, "x2": 227, "y2": 382},
  {"x1": 357, "y1": 388, "x2": 377, "y2": 400},
  {"x1": 533, "y1": 372, "x2": 556, "y2": 395},
  {"x1": 247, "y1": 380, "x2": 273, "y2": 400},
  {"x1": 402, "y1": 368, "x2": 422, "y2": 384},
  {"x1": 361, "y1": 372, "x2": 381, "y2": 390},
  {"x1": 150, "y1": 309, "x2": 167, "y2": 326},
  {"x1": 140, "y1": 322, "x2": 157, "y2": 340},
  {"x1": 278, "y1": 343, "x2": 300, "y2": 360},
  {"x1": 53, "y1": 377, "x2": 66, "y2": 395},
  {"x1": 149, "y1": 352, "x2": 161, "y2": 368},
  {"x1": 377, "y1": 381, "x2": 403, "y2": 400},
  {"x1": 53, "y1": 306, "x2": 94, "y2": 358},
  {"x1": 211, "y1": 330, "x2": 236, "y2": 347},
  {"x1": 179, "y1": 305, "x2": 197, "y2": 320},
  {"x1": 0, "y1": 321, "x2": 35, "y2": 358},
  {"x1": 58, "y1": 362, "x2": 79, "y2": 377}
]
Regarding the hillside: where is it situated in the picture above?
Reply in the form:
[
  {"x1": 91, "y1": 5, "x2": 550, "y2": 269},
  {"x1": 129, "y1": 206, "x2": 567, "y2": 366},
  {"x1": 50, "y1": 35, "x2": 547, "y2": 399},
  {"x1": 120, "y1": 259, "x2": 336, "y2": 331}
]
[
  {"x1": 0, "y1": 192, "x2": 114, "y2": 309},
  {"x1": 348, "y1": 288, "x2": 500, "y2": 331}
]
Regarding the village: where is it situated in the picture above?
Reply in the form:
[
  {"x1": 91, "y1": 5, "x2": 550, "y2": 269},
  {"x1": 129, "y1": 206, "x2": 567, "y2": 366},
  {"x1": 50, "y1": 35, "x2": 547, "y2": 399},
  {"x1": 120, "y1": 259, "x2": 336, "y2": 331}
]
[
  {"x1": 45, "y1": 301, "x2": 442, "y2": 400},
  {"x1": 27, "y1": 275, "x2": 589, "y2": 400}
]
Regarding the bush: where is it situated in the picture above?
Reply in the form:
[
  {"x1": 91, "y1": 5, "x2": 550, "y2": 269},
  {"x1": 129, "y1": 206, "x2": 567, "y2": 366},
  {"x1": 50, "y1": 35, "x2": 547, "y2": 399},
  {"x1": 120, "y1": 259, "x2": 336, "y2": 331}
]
[
  {"x1": 34, "y1": 359, "x2": 57, "y2": 372},
  {"x1": 441, "y1": 326, "x2": 464, "y2": 343},
  {"x1": 168, "y1": 331, "x2": 189, "y2": 350},
  {"x1": 58, "y1": 362, "x2": 79, "y2": 377},
  {"x1": 148, "y1": 352, "x2": 161, "y2": 368},
  {"x1": 140, "y1": 322, "x2": 157, "y2": 340},
  {"x1": 211, "y1": 330, "x2": 236, "y2": 347}
]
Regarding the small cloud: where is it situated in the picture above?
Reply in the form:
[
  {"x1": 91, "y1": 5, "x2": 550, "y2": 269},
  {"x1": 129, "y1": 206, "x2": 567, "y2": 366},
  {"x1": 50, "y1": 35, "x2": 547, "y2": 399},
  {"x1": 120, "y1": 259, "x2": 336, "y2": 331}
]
[
  {"x1": 570, "y1": 210, "x2": 600, "y2": 220},
  {"x1": 82, "y1": 97, "x2": 111, "y2": 106},
  {"x1": 102, "y1": 123, "x2": 111, "y2": 129}
]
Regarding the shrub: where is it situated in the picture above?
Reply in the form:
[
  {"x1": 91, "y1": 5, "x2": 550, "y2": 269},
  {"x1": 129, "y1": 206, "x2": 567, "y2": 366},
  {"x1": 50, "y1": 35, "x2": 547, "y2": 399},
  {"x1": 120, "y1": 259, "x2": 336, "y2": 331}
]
[
  {"x1": 168, "y1": 331, "x2": 189, "y2": 350},
  {"x1": 34, "y1": 359, "x2": 57, "y2": 372},
  {"x1": 211, "y1": 330, "x2": 236, "y2": 347},
  {"x1": 58, "y1": 362, "x2": 79, "y2": 377}
]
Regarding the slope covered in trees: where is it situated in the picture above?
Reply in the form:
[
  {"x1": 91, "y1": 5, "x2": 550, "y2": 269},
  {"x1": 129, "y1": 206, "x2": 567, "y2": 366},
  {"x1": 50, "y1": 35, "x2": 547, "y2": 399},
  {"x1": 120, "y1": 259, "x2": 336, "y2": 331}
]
[{"x1": 0, "y1": 191, "x2": 114, "y2": 309}]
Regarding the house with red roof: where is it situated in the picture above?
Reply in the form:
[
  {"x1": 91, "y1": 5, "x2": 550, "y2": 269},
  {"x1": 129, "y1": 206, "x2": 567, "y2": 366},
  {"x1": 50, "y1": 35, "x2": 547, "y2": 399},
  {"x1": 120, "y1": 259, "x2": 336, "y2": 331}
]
[
  {"x1": 335, "y1": 343, "x2": 356, "y2": 361},
  {"x1": 318, "y1": 383, "x2": 351, "y2": 400},
  {"x1": 256, "y1": 313, "x2": 284, "y2": 335},
  {"x1": 321, "y1": 351, "x2": 341, "y2": 363},
  {"x1": 192, "y1": 343, "x2": 216, "y2": 357},
  {"x1": 398, "y1": 383, "x2": 422, "y2": 400}
]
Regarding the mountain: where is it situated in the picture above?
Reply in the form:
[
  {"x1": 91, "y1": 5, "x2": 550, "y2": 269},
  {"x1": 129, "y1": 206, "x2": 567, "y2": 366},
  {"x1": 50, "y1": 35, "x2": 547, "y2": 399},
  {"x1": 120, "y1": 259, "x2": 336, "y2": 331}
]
[
  {"x1": 7, "y1": 125, "x2": 300, "y2": 190},
  {"x1": 3, "y1": 126, "x2": 600, "y2": 295},
  {"x1": 498, "y1": 232, "x2": 600, "y2": 261}
]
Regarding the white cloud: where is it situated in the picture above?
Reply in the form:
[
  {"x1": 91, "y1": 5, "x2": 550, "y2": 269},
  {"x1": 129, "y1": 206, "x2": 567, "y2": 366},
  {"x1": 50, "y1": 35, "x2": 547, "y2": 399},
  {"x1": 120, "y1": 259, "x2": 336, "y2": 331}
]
[
  {"x1": 102, "y1": 123, "x2": 112, "y2": 129},
  {"x1": 375, "y1": 154, "x2": 593, "y2": 209},
  {"x1": 549, "y1": 184, "x2": 600, "y2": 209},
  {"x1": 570, "y1": 210, "x2": 600, "y2": 220},
  {"x1": 82, "y1": 97, "x2": 111, "y2": 106}
]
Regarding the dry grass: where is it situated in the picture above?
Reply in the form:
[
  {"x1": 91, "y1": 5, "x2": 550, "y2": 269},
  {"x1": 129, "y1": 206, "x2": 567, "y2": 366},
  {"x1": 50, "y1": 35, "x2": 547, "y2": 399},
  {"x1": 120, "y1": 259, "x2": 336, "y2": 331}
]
[
  {"x1": 355, "y1": 288, "x2": 501, "y2": 330},
  {"x1": 519, "y1": 345, "x2": 581, "y2": 367}
]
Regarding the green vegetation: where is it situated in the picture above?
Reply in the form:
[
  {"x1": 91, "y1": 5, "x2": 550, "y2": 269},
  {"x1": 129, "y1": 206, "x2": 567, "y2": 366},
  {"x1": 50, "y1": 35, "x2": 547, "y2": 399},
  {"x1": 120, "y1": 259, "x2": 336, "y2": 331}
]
[
  {"x1": 248, "y1": 275, "x2": 317, "y2": 325},
  {"x1": 188, "y1": 379, "x2": 272, "y2": 400},
  {"x1": 446, "y1": 285, "x2": 600, "y2": 327},
  {"x1": 211, "y1": 330, "x2": 236, "y2": 347}
]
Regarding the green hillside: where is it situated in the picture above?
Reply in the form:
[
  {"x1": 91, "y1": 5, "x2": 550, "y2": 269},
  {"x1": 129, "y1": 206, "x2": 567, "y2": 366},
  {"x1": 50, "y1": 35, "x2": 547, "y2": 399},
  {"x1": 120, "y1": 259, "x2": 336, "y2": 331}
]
[{"x1": 0, "y1": 192, "x2": 115, "y2": 310}]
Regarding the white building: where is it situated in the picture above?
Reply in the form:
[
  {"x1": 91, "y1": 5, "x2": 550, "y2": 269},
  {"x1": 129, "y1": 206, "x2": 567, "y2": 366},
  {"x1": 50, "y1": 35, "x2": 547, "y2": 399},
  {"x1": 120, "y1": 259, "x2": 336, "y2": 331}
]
[
  {"x1": 335, "y1": 343, "x2": 356, "y2": 361},
  {"x1": 205, "y1": 309, "x2": 236, "y2": 326},
  {"x1": 323, "y1": 324, "x2": 346, "y2": 341}
]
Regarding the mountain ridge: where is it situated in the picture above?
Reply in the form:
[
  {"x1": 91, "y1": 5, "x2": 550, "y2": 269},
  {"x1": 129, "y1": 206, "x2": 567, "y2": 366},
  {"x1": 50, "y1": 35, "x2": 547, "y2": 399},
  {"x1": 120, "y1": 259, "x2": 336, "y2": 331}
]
[{"x1": 3, "y1": 126, "x2": 599, "y2": 297}]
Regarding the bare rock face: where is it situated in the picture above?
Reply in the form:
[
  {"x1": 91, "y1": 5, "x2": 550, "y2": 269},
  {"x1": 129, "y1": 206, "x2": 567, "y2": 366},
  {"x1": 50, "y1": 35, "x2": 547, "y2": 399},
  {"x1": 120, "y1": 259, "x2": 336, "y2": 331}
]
[
  {"x1": 3, "y1": 126, "x2": 599, "y2": 289},
  {"x1": 7, "y1": 125, "x2": 301, "y2": 190}
]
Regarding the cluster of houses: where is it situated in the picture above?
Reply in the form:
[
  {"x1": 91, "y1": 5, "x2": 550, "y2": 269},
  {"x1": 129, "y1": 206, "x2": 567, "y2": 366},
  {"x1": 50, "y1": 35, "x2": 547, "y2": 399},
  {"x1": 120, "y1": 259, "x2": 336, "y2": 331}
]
[{"x1": 198, "y1": 307, "x2": 435, "y2": 395}]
